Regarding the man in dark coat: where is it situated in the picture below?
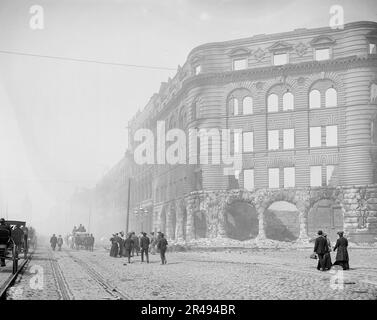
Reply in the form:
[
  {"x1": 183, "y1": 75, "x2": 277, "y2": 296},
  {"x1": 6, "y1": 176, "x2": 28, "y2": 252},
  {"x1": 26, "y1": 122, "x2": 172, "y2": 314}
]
[
  {"x1": 50, "y1": 234, "x2": 58, "y2": 251},
  {"x1": 124, "y1": 233, "x2": 134, "y2": 263},
  {"x1": 333, "y1": 231, "x2": 349, "y2": 270},
  {"x1": 57, "y1": 235, "x2": 63, "y2": 251},
  {"x1": 12, "y1": 224, "x2": 24, "y2": 254},
  {"x1": 0, "y1": 218, "x2": 11, "y2": 267},
  {"x1": 313, "y1": 230, "x2": 329, "y2": 271},
  {"x1": 140, "y1": 232, "x2": 150, "y2": 263},
  {"x1": 131, "y1": 232, "x2": 140, "y2": 257},
  {"x1": 157, "y1": 233, "x2": 168, "y2": 265}
]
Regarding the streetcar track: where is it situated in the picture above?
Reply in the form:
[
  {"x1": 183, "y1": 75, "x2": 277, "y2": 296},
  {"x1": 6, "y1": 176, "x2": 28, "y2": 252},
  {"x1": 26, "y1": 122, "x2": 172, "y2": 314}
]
[
  {"x1": 64, "y1": 249, "x2": 130, "y2": 300},
  {"x1": 48, "y1": 248, "x2": 75, "y2": 300},
  {"x1": 0, "y1": 250, "x2": 34, "y2": 300}
]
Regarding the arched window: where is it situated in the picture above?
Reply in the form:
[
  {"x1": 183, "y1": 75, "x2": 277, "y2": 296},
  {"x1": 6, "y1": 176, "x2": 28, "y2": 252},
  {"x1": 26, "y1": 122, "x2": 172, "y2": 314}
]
[
  {"x1": 309, "y1": 90, "x2": 321, "y2": 109},
  {"x1": 282, "y1": 92, "x2": 294, "y2": 111},
  {"x1": 325, "y1": 88, "x2": 337, "y2": 107},
  {"x1": 243, "y1": 97, "x2": 253, "y2": 115},
  {"x1": 229, "y1": 98, "x2": 239, "y2": 116},
  {"x1": 267, "y1": 94, "x2": 278, "y2": 113}
]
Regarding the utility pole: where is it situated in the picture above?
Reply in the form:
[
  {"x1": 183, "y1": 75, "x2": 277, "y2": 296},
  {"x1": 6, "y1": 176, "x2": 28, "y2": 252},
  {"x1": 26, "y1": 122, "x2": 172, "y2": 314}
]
[
  {"x1": 126, "y1": 178, "x2": 131, "y2": 234},
  {"x1": 88, "y1": 204, "x2": 92, "y2": 233}
]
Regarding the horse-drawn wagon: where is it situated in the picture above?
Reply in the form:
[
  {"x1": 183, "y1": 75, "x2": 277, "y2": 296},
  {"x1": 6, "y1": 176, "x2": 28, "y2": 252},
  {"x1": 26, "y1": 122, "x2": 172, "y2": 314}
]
[{"x1": 0, "y1": 220, "x2": 29, "y2": 274}]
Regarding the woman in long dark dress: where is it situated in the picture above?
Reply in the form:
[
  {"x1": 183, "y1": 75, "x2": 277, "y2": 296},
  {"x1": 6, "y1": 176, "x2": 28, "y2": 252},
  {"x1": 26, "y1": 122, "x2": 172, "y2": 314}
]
[
  {"x1": 333, "y1": 231, "x2": 349, "y2": 270},
  {"x1": 109, "y1": 234, "x2": 119, "y2": 257},
  {"x1": 323, "y1": 233, "x2": 332, "y2": 270}
]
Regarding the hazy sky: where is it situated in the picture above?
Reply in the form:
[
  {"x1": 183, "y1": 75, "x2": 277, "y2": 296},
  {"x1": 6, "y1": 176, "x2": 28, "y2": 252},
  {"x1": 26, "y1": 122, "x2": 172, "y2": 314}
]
[{"x1": 0, "y1": 0, "x2": 376, "y2": 232}]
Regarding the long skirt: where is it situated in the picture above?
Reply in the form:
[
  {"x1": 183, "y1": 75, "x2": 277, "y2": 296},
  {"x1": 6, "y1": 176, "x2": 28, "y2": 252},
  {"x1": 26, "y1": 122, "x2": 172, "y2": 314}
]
[
  {"x1": 333, "y1": 260, "x2": 349, "y2": 270},
  {"x1": 110, "y1": 243, "x2": 118, "y2": 257},
  {"x1": 323, "y1": 253, "x2": 332, "y2": 270}
]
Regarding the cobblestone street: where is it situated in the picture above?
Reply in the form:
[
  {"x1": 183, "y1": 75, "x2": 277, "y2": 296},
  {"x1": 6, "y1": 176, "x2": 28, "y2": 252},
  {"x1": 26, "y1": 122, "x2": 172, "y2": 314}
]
[{"x1": 5, "y1": 245, "x2": 377, "y2": 300}]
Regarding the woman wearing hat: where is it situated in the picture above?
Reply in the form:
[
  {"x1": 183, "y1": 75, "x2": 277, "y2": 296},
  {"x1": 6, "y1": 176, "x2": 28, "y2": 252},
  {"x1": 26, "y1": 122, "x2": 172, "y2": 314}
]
[{"x1": 333, "y1": 231, "x2": 349, "y2": 270}]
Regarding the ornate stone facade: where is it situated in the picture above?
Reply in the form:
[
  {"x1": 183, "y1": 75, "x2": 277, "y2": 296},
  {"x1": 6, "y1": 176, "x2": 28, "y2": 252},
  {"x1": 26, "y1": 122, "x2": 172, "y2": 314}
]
[{"x1": 153, "y1": 185, "x2": 377, "y2": 243}]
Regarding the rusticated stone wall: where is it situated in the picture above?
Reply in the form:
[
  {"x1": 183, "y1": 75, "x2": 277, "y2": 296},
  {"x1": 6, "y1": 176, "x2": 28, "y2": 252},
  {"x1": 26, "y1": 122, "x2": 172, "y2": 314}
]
[{"x1": 156, "y1": 185, "x2": 377, "y2": 243}]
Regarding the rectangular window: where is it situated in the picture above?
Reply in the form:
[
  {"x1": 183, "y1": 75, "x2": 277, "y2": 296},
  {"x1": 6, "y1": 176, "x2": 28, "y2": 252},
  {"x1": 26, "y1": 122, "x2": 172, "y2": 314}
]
[
  {"x1": 273, "y1": 53, "x2": 288, "y2": 65},
  {"x1": 310, "y1": 166, "x2": 322, "y2": 187},
  {"x1": 234, "y1": 131, "x2": 241, "y2": 153},
  {"x1": 326, "y1": 125, "x2": 338, "y2": 147},
  {"x1": 233, "y1": 58, "x2": 247, "y2": 70},
  {"x1": 369, "y1": 43, "x2": 377, "y2": 54},
  {"x1": 268, "y1": 168, "x2": 280, "y2": 188},
  {"x1": 315, "y1": 48, "x2": 330, "y2": 61},
  {"x1": 284, "y1": 167, "x2": 295, "y2": 188},
  {"x1": 326, "y1": 165, "x2": 335, "y2": 186},
  {"x1": 195, "y1": 65, "x2": 201, "y2": 75},
  {"x1": 268, "y1": 130, "x2": 279, "y2": 150},
  {"x1": 243, "y1": 131, "x2": 254, "y2": 152},
  {"x1": 243, "y1": 169, "x2": 254, "y2": 191},
  {"x1": 283, "y1": 129, "x2": 295, "y2": 149},
  {"x1": 310, "y1": 127, "x2": 321, "y2": 148}
]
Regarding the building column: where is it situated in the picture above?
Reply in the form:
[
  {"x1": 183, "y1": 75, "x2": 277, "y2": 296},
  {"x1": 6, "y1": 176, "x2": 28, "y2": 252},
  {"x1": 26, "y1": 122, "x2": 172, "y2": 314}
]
[
  {"x1": 217, "y1": 198, "x2": 227, "y2": 238},
  {"x1": 255, "y1": 206, "x2": 266, "y2": 240},
  {"x1": 165, "y1": 202, "x2": 175, "y2": 240},
  {"x1": 185, "y1": 195, "x2": 198, "y2": 241},
  {"x1": 296, "y1": 201, "x2": 309, "y2": 242},
  {"x1": 175, "y1": 199, "x2": 185, "y2": 241}
]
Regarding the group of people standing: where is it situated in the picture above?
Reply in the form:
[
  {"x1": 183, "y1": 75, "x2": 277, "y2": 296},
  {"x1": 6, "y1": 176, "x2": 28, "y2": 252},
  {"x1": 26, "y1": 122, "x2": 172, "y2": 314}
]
[
  {"x1": 313, "y1": 230, "x2": 350, "y2": 271},
  {"x1": 109, "y1": 231, "x2": 168, "y2": 265}
]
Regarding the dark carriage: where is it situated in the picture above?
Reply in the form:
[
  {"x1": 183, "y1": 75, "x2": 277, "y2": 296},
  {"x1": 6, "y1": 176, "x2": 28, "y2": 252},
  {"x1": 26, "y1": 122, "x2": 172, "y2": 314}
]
[{"x1": 0, "y1": 220, "x2": 28, "y2": 274}]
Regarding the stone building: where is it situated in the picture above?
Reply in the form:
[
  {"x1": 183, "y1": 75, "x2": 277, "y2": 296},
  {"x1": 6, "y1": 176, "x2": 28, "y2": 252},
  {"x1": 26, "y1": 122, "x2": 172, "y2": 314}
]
[{"x1": 125, "y1": 21, "x2": 377, "y2": 243}]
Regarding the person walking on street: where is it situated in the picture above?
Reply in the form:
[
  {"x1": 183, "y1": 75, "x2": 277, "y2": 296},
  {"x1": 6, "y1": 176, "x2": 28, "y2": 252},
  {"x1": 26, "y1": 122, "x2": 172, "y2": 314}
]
[
  {"x1": 50, "y1": 234, "x2": 58, "y2": 251},
  {"x1": 118, "y1": 232, "x2": 125, "y2": 257},
  {"x1": 313, "y1": 230, "x2": 329, "y2": 271},
  {"x1": 89, "y1": 234, "x2": 95, "y2": 251},
  {"x1": 124, "y1": 233, "x2": 134, "y2": 263},
  {"x1": 140, "y1": 232, "x2": 150, "y2": 263},
  {"x1": 131, "y1": 232, "x2": 140, "y2": 257},
  {"x1": 333, "y1": 231, "x2": 350, "y2": 270},
  {"x1": 149, "y1": 232, "x2": 156, "y2": 255},
  {"x1": 57, "y1": 235, "x2": 63, "y2": 251},
  {"x1": 323, "y1": 233, "x2": 332, "y2": 270},
  {"x1": 157, "y1": 233, "x2": 168, "y2": 265}
]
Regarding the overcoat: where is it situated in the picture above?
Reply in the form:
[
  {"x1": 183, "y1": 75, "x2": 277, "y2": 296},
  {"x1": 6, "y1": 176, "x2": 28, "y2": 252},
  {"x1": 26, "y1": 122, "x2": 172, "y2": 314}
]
[{"x1": 334, "y1": 237, "x2": 349, "y2": 262}]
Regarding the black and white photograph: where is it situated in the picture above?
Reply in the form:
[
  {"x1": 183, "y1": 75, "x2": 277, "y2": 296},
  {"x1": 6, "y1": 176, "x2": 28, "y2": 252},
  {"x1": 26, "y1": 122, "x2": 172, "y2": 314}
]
[{"x1": 0, "y1": 0, "x2": 377, "y2": 310}]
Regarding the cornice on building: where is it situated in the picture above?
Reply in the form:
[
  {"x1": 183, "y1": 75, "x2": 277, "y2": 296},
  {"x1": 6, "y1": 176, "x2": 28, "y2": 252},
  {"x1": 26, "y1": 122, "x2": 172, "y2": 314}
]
[
  {"x1": 129, "y1": 21, "x2": 377, "y2": 128},
  {"x1": 187, "y1": 21, "x2": 377, "y2": 57}
]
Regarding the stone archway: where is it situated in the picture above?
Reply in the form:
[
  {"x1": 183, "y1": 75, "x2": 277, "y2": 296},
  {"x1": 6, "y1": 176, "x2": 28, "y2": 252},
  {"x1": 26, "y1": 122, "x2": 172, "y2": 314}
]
[
  {"x1": 224, "y1": 201, "x2": 259, "y2": 241},
  {"x1": 254, "y1": 189, "x2": 311, "y2": 241},
  {"x1": 308, "y1": 199, "x2": 344, "y2": 240},
  {"x1": 264, "y1": 201, "x2": 300, "y2": 241}
]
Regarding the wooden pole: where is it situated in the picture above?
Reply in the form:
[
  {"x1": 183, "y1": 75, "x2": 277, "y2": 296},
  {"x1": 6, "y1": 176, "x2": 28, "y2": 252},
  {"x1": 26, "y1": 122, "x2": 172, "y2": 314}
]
[{"x1": 126, "y1": 178, "x2": 131, "y2": 234}]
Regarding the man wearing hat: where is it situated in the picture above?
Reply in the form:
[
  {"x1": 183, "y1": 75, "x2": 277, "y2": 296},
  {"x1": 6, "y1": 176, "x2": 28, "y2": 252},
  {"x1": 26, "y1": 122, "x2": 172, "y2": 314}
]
[
  {"x1": 313, "y1": 230, "x2": 329, "y2": 271},
  {"x1": 333, "y1": 231, "x2": 349, "y2": 270},
  {"x1": 140, "y1": 232, "x2": 150, "y2": 263},
  {"x1": 0, "y1": 218, "x2": 11, "y2": 267}
]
